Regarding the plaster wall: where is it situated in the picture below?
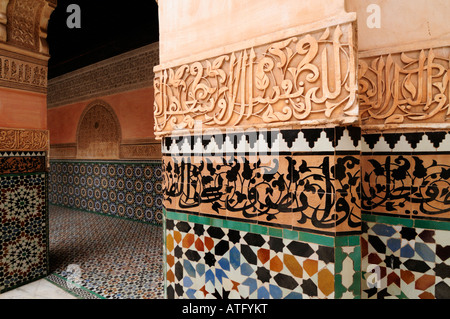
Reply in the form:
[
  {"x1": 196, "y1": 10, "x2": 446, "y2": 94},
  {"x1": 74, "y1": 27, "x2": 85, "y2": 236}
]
[
  {"x1": 0, "y1": 87, "x2": 47, "y2": 129},
  {"x1": 158, "y1": 0, "x2": 347, "y2": 64}
]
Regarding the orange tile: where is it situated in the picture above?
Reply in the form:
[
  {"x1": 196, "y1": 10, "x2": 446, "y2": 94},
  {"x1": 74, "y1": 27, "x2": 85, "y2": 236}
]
[
  {"x1": 257, "y1": 248, "x2": 270, "y2": 264},
  {"x1": 173, "y1": 231, "x2": 182, "y2": 244},
  {"x1": 166, "y1": 233, "x2": 174, "y2": 252},
  {"x1": 182, "y1": 233, "x2": 195, "y2": 248},
  {"x1": 195, "y1": 237, "x2": 204, "y2": 251},
  {"x1": 269, "y1": 255, "x2": 283, "y2": 273},
  {"x1": 166, "y1": 254, "x2": 174, "y2": 267},
  {"x1": 415, "y1": 274, "x2": 435, "y2": 290},
  {"x1": 303, "y1": 259, "x2": 318, "y2": 277},
  {"x1": 204, "y1": 236, "x2": 214, "y2": 251},
  {"x1": 418, "y1": 291, "x2": 435, "y2": 299},
  {"x1": 283, "y1": 254, "x2": 303, "y2": 278},
  {"x1": 166, "y1": 269, "x2": 175, "y2": 282},
  {"x1": 318, "y1": 268, "x2": 334, "y2": 296}
]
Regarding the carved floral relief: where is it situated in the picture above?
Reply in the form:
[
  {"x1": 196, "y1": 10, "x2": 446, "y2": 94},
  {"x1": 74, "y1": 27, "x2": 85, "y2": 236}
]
[{"x1": 154, "y1": 22, "x2": 358, "y2": 136}]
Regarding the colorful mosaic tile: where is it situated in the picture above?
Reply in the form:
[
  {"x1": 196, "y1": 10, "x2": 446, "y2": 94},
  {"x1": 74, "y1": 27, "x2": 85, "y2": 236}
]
[
  {"x1": 49, "y1": 161, "x2": 163, "y2": 225},
  {"x1": 165, "y1": 218, "x2": 342, "y2": 299},
  {"x1": 0, "y1": 173, "x2": 48, "y2": 294},
  {"x1": 47, "y1": 205, "x2": 164, "y2": 299},
  {"x1": 361, "y1": 218, "x2": 450, "y2": 299}
]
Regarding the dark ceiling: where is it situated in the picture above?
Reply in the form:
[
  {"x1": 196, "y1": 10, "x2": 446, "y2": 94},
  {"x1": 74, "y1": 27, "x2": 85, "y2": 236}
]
[{"x1": 46, "y1": 0, "x2": 159, "y2": 79}]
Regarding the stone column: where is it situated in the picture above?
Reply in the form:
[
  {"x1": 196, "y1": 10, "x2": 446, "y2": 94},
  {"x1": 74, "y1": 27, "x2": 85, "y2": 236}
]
[
  {"x1": 0, "y1": 0, "x2": 56, "y2": 293},
  {"x1": 155, "y1": 0, "x2": 362, "y2": 299}
]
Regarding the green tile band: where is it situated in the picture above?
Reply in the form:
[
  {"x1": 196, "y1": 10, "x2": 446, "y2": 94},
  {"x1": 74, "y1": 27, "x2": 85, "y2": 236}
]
[
  {"x1": 165, "y1": 210, "x2": 338, "y2": 247},
  {"x1": 362, "y1": 212, "x2": 450, "y2": 231}
]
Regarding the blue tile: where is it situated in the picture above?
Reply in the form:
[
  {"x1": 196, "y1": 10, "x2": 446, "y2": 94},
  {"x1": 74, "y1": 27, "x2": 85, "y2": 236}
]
[
  {"x1": 215, "y1": 268, "x2": 228, "y2": 284},
  {"x1": 257, "y1": 286, "x2": 270, "y2": 299},
  {"x1": 400, "y1": 244, "x2": 414, "y2": 258},
  {"x1": 284, "y1": 292, "x2": 303, "y2": 299},
  {"x1": 196, "y1": 263, "x2": 205, "y2": 276},
  {"x1": 230, "y1": 246, "x2": 240, "y2": 270},
  {"x1": 240, "y1": 262, "x2": 254, "y2": 277},
  {"x1": 205, "y1": 269, "x2": 215, "y2": 285},
  {"x1": 186, "y1": 288, "x2": 196, "y2": 299},
  {"x1": 242, "y1": 278, "x2": 257, "y2": 295},
  {"x1": 269, "y1": 284, "x2": 282, "y2": 299},
  {"x1": 387, "y1": 238, "x2": 401, "y2": 253},
  {"x1": 372, "y1": 224, "x2": 397, "y2": 237},
  {"x1": 183, "y1": 276, "x2": 193, "y2": 288},
  {"x1": 184, "y1": 260, "x2": 196, "y2": 278},
  {"x1": 218, "y1": 257, "x2": 230, "y2": 271},
  {"x1": 415, "y1": 242, "x2": 436, "y2": 262}
]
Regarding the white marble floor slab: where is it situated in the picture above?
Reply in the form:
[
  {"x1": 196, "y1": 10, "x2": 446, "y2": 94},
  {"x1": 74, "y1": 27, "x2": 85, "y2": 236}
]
[{"x1": 0, "y1": 278, "x2": 77, "y2": 299}]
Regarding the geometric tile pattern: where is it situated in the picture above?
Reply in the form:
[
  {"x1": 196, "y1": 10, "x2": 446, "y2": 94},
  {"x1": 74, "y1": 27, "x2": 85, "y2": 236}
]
[
  {"x1": 361, "y1": 220, "x2": 450, "y2": 299},
  {"x1": 0, "y1": 173, "x2": 48, "y2": 294},
  {"x1": 166, "y1": 219, "x2": 336, "y2": 299},
  {"x1": 49, "y1": 160, "x2": 164, "y2": 225},
  {"x1": 46, "y1": 205, "x2": 164, "y2": 299}
]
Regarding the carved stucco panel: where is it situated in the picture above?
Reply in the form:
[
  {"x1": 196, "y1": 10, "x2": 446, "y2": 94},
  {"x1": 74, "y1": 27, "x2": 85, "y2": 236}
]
[{"x1": 153, "y1": 22, "x2": 358, "y2": 137}]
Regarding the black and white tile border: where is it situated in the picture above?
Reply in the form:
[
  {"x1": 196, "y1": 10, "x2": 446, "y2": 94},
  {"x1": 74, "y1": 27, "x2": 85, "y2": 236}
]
[
  {"x1": 162, "y1": 126, "x2": 361, "y2": 155},
  {"x1": 362, "y1": 131, "x2": 450, "y2": 153}
]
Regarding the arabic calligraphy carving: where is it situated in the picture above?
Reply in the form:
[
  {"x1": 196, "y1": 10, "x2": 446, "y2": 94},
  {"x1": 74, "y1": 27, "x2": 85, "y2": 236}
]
[
  {"x1": 359, "y1": 47, "x2": 450, "y2": 125},
  {"x1": 362, "y1": 154, "x2": 450, "y2": 220},
  {"x1": 163, "y1": 154, "x2": 361, "y2": 234},
  {"x1": 154, "y1": 22, "x2": 357, "y2": 136},
  {"x1": 0, "y1": 128, "x2": 49, "y2": 151}
]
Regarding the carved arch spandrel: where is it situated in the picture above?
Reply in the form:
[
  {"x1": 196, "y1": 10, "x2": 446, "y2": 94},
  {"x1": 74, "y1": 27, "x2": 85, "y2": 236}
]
[
  {"x1": 3, "y1": 0, "x2": 56, "y2": 55},
  {"x1": 0, "y1": 0, "x2": 9, "y2": 42},
  {"x1": 76, "y1": 100, "x2": 122, "y2": 160}
]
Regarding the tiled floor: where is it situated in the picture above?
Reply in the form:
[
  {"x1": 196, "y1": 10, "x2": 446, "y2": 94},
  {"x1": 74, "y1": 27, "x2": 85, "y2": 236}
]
[
  {"x1": 0, "y1": 278, "x2": 77, "y2": 299},
  {"x1": 1, "y1": 205, "x2": 164, "y2": 299}
]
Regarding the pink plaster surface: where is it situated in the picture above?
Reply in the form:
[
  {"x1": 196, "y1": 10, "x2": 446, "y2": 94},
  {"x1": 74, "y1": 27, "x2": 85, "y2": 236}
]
[
  {"x1": 48, "y1": 87, "x2": 155, "y2": 145},
  {"x1": 0, "y1": 87, "x2": 47, "y2": 130}
]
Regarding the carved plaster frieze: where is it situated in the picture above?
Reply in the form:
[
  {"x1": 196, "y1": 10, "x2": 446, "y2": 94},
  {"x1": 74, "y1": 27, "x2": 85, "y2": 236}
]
[
  {"x1": 153, "y1": 22, "x2": 358, "y2": 137},
  {"x1": 47, "y1": 43, "x2": 160, "y2": 108},
  {"x1": 359, "y1": 46, "x2": 450, "y2": 127},
  {"x1": 0, "y1": 50, "x2": 47, "y2": 92},
  {"x1": 0, "y1": 128, "x2": 49, "y2": 151},
  {"x1": 5, "y1": 0, "x2": 55, "y2": 55}
]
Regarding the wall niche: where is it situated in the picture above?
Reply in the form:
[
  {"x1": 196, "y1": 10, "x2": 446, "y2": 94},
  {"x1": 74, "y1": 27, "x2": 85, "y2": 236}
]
[{"x1": 77, "y1": 100, "x2": 121, "y2": 159}]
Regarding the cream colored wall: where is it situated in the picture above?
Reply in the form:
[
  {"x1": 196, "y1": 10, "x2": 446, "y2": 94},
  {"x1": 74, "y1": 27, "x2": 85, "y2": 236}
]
[
  {"x1": 346, "y1": 0, "x2": 450, "y2": 54},
  {"x1": 158, "y1": 0, "x2": 347, "y2": 64},
  {"x1": 159, "y1": 0, "x2": 450, "y2": 62}
]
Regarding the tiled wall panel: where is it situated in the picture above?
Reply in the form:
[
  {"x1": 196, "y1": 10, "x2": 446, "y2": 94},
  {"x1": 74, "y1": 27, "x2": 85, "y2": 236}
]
[
  {"x1": 165, "y1": 211, "x2": 361, "y2": 299},
  {"x1": 361, "y1": 129, "x2": 450, "y2": 299},
  {"x1": 0, "y1": 151, "x2": 48, "y2": 293},
  {"x1": 49, "y1": 160, "x2": 164, "y2": 225},
  {"x1": 361, "y1": 215, "x2": 450, "y2": 299}
]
